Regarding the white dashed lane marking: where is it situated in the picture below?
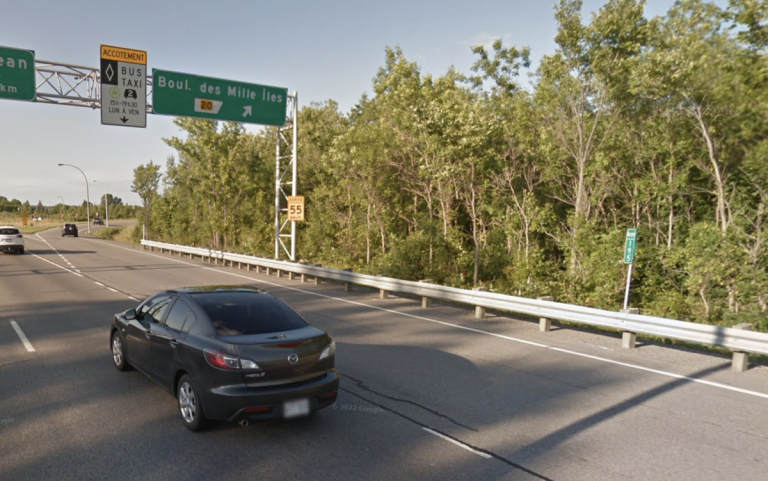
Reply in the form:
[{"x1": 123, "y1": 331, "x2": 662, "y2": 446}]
[{"x1": 10, "y1": 320, "x2": 35, "y2": 352}]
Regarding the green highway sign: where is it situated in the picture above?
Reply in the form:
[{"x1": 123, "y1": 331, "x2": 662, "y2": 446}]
[
  {"x1": 0, "y1": 45, "x2": 36, "y2": 101},
  {"x1": 623, "y1": 228, "x2": 638, "y2": 264},
  {"x1": 152, "y1": 69, "x2": 287, "y2": 126}
]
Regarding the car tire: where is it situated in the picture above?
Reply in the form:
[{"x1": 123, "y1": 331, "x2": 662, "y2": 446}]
[
  {"x1": 74, "y1": 233, "x2": 78, "y2": 237},
  {"x1": 18, "y1": 247, "x2": 24, "y2": 255},
  {"x1": 111, "y1": 331, "x2": 131, "y2": 371},
  {"x1": 178, "y1": 374, "x2": 208, "y2": 432}
]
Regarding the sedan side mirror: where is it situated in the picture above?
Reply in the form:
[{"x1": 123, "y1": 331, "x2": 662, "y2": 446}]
[{"x1": 125, "y1": 309, "x2": 137, "y2": 320}]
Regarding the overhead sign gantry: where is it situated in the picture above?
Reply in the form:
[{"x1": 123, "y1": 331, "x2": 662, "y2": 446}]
[{"x1": 0, "y1": 43, "x2": 301, "y2": 261}]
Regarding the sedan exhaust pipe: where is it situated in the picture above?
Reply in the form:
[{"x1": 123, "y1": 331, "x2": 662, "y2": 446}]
[{"x1": 239, "y1": 419, "x2": 249, "y2": 427}]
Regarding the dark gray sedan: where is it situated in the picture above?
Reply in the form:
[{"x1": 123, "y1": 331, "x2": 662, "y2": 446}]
[{"x1": 110, "y1": 286, "x2": 339, "y2": 431}]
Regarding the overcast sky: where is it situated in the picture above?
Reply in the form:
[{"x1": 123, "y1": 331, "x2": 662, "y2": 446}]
[{"x1": 0, "y1": 0, "x2": 726, "y2": 206}]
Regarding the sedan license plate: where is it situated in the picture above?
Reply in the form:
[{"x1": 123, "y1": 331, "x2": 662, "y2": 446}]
[
  {"x1": 283, "y1": 398, "x2": 310, "y2": 418},
  {"x1": 1, "y1": 239, "x2": 11, "y2": 242}
]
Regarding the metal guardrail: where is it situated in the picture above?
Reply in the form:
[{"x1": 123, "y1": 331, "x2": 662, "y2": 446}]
[{"x1": 141, "y1": 239, "x2": 768, "y2": 359}]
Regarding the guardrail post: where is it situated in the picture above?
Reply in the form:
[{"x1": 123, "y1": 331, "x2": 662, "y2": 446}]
[
  {"x1": 377, "y1": 274, "x2": 389, "y2": 299},
  {"x1": 732, "y1": 351, "x2": 749, "y2": 372},
  {"x1": 299, "y1": 261, "x2": 308, "y2": 282},
  {"x1": 537, "y1": 296, "x2": 554, "y2": 332},
  {"x1": 419, "y1": 279, "x2": 433, "y2": 308},
  {"x1": 288, "y1": 271, "x2": 296, "y2": 281},
  {"x1": 473, "y1": 286, "x2": 489, "y2": 319},
  {"x1": 266, "y1": 267, "x2": 273, "y2": 276},
  {"x1": 255, "y1": 265, "x2": 261, "y2": 274},
  {"x1": 313, "y1": 264, "x2": 323, "y2": 285},
  {"x1": 342, "y1": 268, "x2": 353, "y2": 292},
  {"x1": 277, "y1": 269, "x2": 283, "y2": 278},
  {"x1": 731, "y1": 323, "x2": 753, "y2": 372},
  {"x1": 150, "y1": 246, "x2": 154, "y2": 252},
  {"x1": 620, "y1": 308, "x2": 640, "y2": 349}
]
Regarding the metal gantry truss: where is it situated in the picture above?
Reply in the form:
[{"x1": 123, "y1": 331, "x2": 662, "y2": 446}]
[
  {"x1": 275, "y1": 93, "x2": 298, "y2": 261},
  {"x1": 32, "y1": 59, "x2": 297, "y2": 260},
  {"x1": 34, "y1": 58, "x2": 154, "y2": 110}
]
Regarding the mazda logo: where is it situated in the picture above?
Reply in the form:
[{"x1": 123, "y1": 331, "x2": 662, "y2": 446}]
[{"x1": 287, "y1": 354, "x2": 299, "y2": 364}]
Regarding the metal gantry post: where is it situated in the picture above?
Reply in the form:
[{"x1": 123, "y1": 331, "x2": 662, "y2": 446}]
[
  {"x1": 291, "y1": 92, "x2": 298, "y2": 261},
  {"x1": 274, "y1": 92, "x2": 298, "y2": 260},
  {"x1": 275, "y1": 123, "x2": 282, "y2": 259}
]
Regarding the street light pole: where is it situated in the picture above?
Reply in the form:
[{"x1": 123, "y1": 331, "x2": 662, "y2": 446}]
[
  {"x1": 57, "y1": 196, "x2": 65, "y2": 221},
  {"x1": 93, "y1": 181, "x2": 109, "y2": 227},
  {"x1": 58, "y1": 163, "x2": 90, "y2": 233}
]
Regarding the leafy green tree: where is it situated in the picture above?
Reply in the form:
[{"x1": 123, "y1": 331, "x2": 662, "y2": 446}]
[{"x1": 131, "y1": 160, "x2": 162, "y2": 236}]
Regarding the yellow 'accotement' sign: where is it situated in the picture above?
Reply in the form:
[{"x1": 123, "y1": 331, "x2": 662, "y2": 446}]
[{"x1": 100, "y1": 45, "x2": 146, "y2": 65}]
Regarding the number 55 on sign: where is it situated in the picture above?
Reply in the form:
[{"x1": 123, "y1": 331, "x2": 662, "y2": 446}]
[{"x1": 287, "y1": 196, "x2": 305, "y2": 221}]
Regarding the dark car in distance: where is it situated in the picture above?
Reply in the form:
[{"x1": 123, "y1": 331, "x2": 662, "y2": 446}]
[
  {"x1": 61, "y1": 223, "x2": 78, "y2": 237},
  {"x1": 93, "y1": 218, "x2": 104, "y2": 225},
  {"x1": 110, "y1": 286, "x2": 339, "y2": 431}
]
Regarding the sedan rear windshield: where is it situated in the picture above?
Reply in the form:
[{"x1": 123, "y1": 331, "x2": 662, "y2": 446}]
[
  {"x1": 0, "y1": 228, "x2": 20, "y2": 235},
  {"x1": 191, "y1": 293, "x2": 308, "y2": 336}
]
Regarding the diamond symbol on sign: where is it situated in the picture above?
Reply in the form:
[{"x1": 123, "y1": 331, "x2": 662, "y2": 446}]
[{"x1": 105, "y1": 64, "x2": 115, "y2": 82}]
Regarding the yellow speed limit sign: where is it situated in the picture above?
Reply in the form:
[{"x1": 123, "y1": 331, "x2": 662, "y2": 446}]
[{"x1": 287, "y1": 196, "x2": 305, "y2": 221}]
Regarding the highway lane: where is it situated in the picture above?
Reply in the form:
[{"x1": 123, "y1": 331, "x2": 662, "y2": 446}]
[{"x1": 2, "y1": 228, "x2": 768, "y2": 480}]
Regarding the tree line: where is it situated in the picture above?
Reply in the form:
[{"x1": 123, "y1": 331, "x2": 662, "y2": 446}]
[
  {"x1": 0, "y1": 195, "x2": 138, "y2": 220},
  {"x1": 135, "y1": 0, "x2": 768, "y2": 330}
]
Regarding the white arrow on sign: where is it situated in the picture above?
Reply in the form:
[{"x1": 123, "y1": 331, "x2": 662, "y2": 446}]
[{"x1": 243, "y1": 105, "x2": 252, "y2": 118}]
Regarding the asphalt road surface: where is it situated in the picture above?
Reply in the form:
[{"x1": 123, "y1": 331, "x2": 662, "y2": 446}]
[{"x1": 2, "y1": 226, "x2": 768, "y2": 480}]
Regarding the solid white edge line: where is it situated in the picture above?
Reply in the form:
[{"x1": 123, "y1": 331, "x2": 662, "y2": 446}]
[
  {"x1": 86, "y1": 238, "x2": 768, "y2": 401},
  {"x1": 423, "y1": 428, "x2": 491, "y2": 459},
  {"x1": 548, "y1": 347, "x2": 768, "y2": 400},
  {"x1": 10, "y1": 320, "x2": 35, "y2": 352}
]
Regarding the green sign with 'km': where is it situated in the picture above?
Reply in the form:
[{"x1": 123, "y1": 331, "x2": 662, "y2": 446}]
[{"x1": 0, "y1": 45, "x2": 36, "y2": 101}]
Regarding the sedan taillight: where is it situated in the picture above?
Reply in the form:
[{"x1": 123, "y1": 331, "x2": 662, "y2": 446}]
[
  {"x1": 318, "y1": 340, "x2": 336, "y2": 360},
  {"x1": 204, "y1": 349, "x2": 240, "y2": 370},
  {"x1": 203, "y1": 349, "x2": 259, "y2": 370}
]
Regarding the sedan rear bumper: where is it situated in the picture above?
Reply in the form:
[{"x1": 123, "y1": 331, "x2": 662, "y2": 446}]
[{"x1": 200, "y1": 370, "x2": 340, "y2": 422}]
